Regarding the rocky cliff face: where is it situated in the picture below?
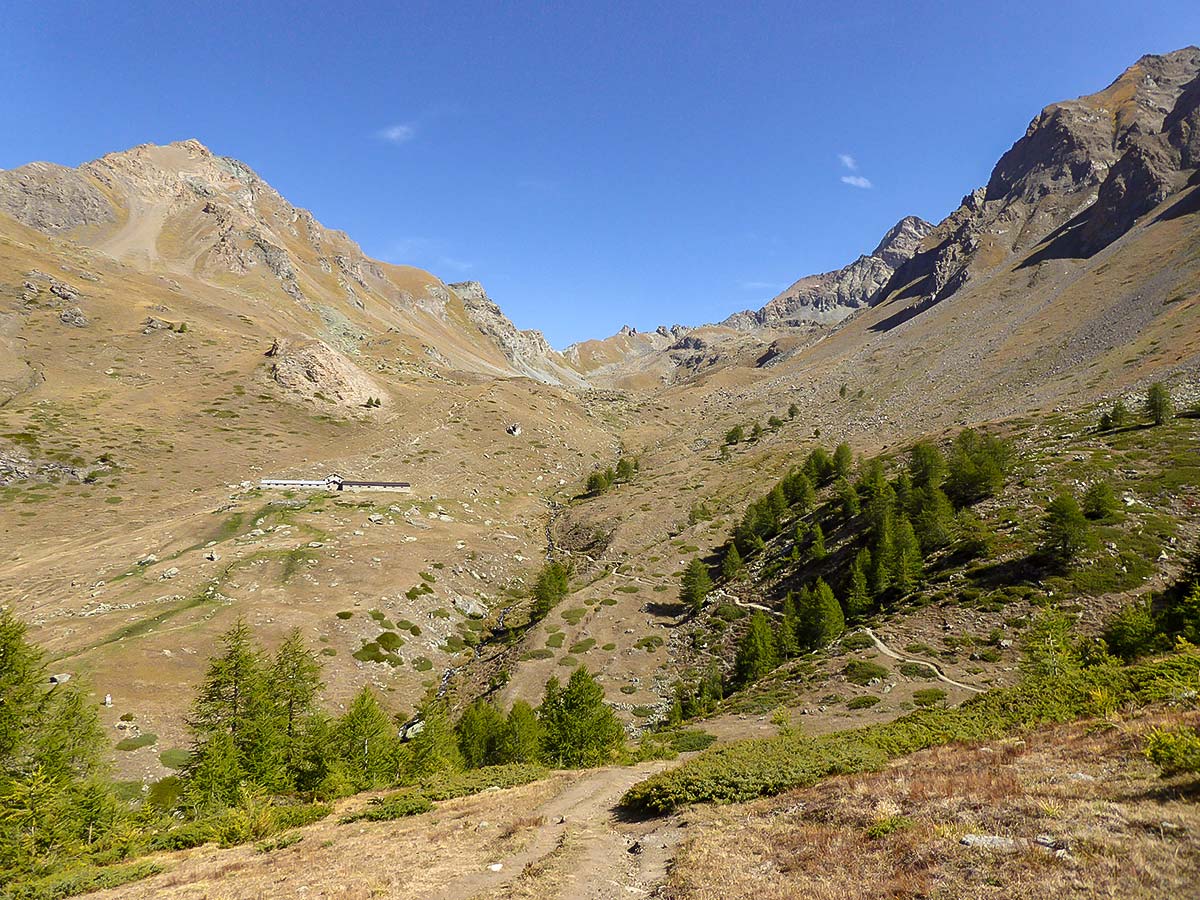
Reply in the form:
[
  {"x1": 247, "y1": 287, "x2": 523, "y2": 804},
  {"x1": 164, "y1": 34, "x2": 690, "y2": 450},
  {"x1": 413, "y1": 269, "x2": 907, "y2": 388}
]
[
  {"x1": 722, "y1": 215, "x2": 934, "y2": 330},
  {"x1": 451, "y1": 281, "x2": 587, "y2": 387},
  {"x1": 883, "y1": 46, "x2": 1200, "y2": 306}
]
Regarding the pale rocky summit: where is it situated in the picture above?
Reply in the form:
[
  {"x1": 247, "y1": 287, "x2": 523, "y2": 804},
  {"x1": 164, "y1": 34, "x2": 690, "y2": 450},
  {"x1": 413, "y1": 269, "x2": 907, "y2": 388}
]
[
  {"x1": 722, "y1": 215, "x2": 934, "y2": 330},
  {"x1": 450, "y1": 280, "x2": 587, "y2": 387}
]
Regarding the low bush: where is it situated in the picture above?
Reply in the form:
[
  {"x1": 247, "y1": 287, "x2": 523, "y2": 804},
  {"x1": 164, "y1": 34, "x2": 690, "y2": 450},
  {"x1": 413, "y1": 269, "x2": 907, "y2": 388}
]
[
  {"x1": 340, "y1": 791, "x2": 432, "y2": 823},
  {"x1": 3, "y1": 861, "x2": 163, "y2": 900},
  {"x1": 841, "y1": 632, "x2": 875, "y2": 651},
  {"x1": 899, "y1": 662, "x2": 938, "y2": 679},
  {"x1": 844, "y1": 660, "x2": 889, "y2": 685},
  {"x1": 418, "y1": 763, "x2": 547, "y2": 801},
  {"x1": 620, "y1": 650, "x2": 1200, "y2": 814},
  {"x1": 115, "y1": 733, "x2": 157, "y2": 751},
  {"x1": 1145, "y1": 725, "x2": 1200, "y2": 776}
]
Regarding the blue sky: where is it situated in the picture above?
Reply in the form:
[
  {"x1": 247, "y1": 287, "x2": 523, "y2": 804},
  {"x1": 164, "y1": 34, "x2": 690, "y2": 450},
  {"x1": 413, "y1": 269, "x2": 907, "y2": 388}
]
[{"x1": 3, "y1": 2, "x2": 1197, "y2": 347}]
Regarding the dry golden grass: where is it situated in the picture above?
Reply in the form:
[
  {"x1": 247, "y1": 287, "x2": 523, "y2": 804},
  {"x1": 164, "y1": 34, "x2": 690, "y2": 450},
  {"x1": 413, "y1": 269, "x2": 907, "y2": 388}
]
[{"x1": 663, "y1": 710, "x2": 1200, "y2": 900}]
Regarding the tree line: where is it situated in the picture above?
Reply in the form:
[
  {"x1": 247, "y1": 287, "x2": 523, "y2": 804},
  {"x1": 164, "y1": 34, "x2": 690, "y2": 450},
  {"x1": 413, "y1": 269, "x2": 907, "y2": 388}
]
[{"x1": 0, "y1": 611, "x2": 625, "y2": 885}]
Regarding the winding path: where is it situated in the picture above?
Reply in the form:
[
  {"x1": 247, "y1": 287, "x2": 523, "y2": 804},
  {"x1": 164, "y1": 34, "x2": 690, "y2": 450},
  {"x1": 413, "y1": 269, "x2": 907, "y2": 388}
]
[{"x1": 864, "y1": 627, "x2": 985, "y2": 693}]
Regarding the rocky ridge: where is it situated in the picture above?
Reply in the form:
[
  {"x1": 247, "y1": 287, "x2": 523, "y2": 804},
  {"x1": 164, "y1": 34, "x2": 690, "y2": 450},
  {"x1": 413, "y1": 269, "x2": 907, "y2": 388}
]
[
  {"x1": 722, "y1": 215, "x2": 935, "y2": 330},
  {"x1": 882, "y1": 46, "x2": 1200, "y2": 307}
]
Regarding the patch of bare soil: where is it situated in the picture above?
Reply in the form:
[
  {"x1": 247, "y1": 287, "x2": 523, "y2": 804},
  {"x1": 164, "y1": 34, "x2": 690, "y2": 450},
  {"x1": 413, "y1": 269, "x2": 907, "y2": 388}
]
[{"x1": 86, "y1": 761, "x2": 685, "y2": 900}]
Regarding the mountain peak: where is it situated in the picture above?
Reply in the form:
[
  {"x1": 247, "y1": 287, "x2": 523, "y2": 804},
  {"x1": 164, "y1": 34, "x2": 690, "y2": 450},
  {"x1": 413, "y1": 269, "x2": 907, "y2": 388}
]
[{"x1": 721, "y1": 214, "x2": 934, "y2": 331}]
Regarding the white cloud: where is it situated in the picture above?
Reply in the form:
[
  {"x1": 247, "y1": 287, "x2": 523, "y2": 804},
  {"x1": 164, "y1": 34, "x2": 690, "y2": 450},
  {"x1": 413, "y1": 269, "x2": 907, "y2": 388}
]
[
  {"x1": 840, "y1": 175, "x2": 873, "y2": 189},
  {"x1": 740, "y1": 280, "x2": 784, "y2": 291},
  {"x1": 379, "y1": 123, "x2": 417, "y2": 145},
  {"x1": 838, "y1": 153, "x2": 858, "y2": 171}
]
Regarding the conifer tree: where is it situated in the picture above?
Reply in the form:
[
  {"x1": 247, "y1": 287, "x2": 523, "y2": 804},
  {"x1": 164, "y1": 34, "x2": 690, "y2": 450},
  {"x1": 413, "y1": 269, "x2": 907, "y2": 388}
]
[
  {"x1": 767, "y1": 485, "x2": 788, "y2": 520},
  {"x1": 734, "y1": 611, "x2": 778, "y2": 685},
  {"x1": 893, "y1": 471, "x2": 913, "y2": 513},
  {"x1": 804, "y1": 448, "x2": 835, "y2": 485},
  {"x1": 795, "y1": 578, "x2": 844, "y2": 649},
  {"x1": 185, "y1": 619, "x2": 284, "y2": 794},
  {"x1": 836, "y1": 476, "x2": 860, "y2": 518},
  {"x1": 910, "y1": 485, "x2": 957, "y2": 552},
  {"x1": 832, "y1": 443, "x2": 853, "y2": 479},
  {"x1": 1040, "y1": 491, "x2": 1095, "y2": 566},
  {"x1": 778, "y1": 593, "x2": 800, "y2": 658},
  {"x1": 182, "y1": 730, "x2": 242, "y2": 810},
  {"x1": 538, "y1": 668, "x2": 624, "y2": 767},
  {"x1": 809, "y1": 523, "x2": 827, "y2": 562},
  {"x1": 271, "y1": 629, "x2": 323, "y2": 784},
  {"x1": 697, "y1": 661, "x2": 724, "y2": 714},
  {"x1": 0, "y1": 607, "x2": 43, "y2": 769},
  {"x1": 331, "y1": 687, "x2": 403, "y2": 789},
  {"x1": 0, "y1": 607, "x2": 108, "y2": 786},
  {"x1": 499, "y1": 700, "x2": 543, "y2": 764},
  {"x1": 531, "y1": 561, "x2": 571, "y2": 620},
  {"x1": 869, "y1": 513, "x2": 894, "y2": 598},
  {"x1": 408, "y1": 699, "x2": 462, "y2": 778},
  {"x1": 1083, "y1": 481, "x2": 1119, "y2": 521},
  {"x1": 456, "y1": 699, "x2": 505, "y2": 768},
  {"x1": 845, "y1": 549, "x2": 873, "y2": 620},
  {"x1": 615, "y1": 456, "x2": 636, "y2": 482},
  {"x1": 1146, "y1": 382, "x2": 1173, "y2": 426},
  {"x1": 944, "y1": 428, "x2": 1012, "y2": 506},
  {"x1": 721, "y1": 544, "x2": 746, "y2": 582},
  {"x1": 680, "y1": 558, "x2": 713, "y2": 611},
  {"x1": 908, "y1": 441, "x2": 946, "y2": 490},
  {"x1": 891, "y1": 516, "x2": 924, "y2": 594},
  {"x1": 1109, "y1": 399, "x2": 1130, "y2": 429},
  {"x1": 858, "y1": 459, "x2": 896, "y2": 537},
  {"x1": 783, "y1": 469, "x2": 815, "y2": 511}
]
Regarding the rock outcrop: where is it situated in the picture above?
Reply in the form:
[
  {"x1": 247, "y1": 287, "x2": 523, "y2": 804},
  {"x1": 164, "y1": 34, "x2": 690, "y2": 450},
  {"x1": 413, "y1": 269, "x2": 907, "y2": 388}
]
[
  {"x1": 267, "y1": 338, "x2": 387, "y2": 410},
  {"x1": 722, "y1": 215, "x2": 934, "y2": 329},
  {"x1": 882, "y1": 46, "x2": 1200, "y2": 306},
  {"x1": 451, "y1": 281, "x2": 587, "y2": 386}
]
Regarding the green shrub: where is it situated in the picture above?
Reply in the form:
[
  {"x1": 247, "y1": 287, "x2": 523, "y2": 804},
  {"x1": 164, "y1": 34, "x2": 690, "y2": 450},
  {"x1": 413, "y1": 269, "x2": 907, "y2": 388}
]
[
  {"x1": 1145, "y1": 726, "x2": 1200, "y2": 776},
  {"x1": 115, "y1": 733, "x2": 157, "y2": 751},
  {"x1": 340, "y1": 791, "x2": 432, "y2": 823},
  {"x1": 419, "y1": 764, "x2": 547, "y2": 800},
  {"x1": 273, "y1": 802, "x2": 332, "y2": 830},
  {"x1": 841, "y1": 632, "x2": 875, "y2": 651},
  {"x1": 899, "y1": 662, "x2": 938, "y2": 679},
  {"x1": 844, "y1": 660, "x2": 889, "y2": 685},
  {"x1": 865, "y1": 814, "x2": 913, "y2": 838},
  {"x1": 336, "y1": 610, "x2": 354, "y2": 619},
  {"x1": 377, "y1": 631, "x2": 404, "y2": 651},
  {"x1": 158, "y1": 747, "x2": 191, "y2": 769},
  {"x1": 620, "y1": 650, "x2": 1200, "y2": 814},
  {"x1": 256, "y1": 832, "x2": 303, "y2": 853},
  {"x1": 2, "y1": 861, "x2": 164, "y2": 900},
  {"x1": 666, "y1": 729, "x2": 718, "y2": 752}
]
